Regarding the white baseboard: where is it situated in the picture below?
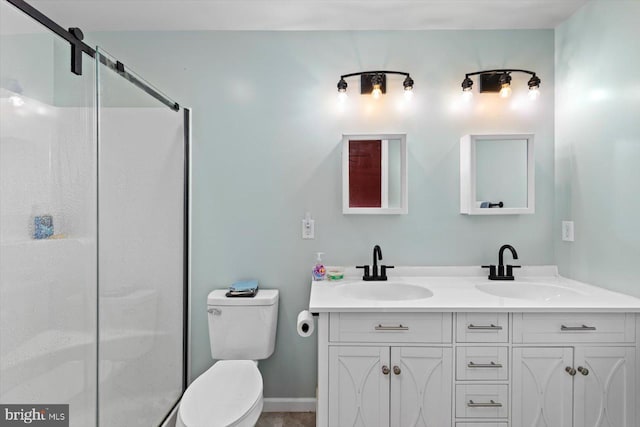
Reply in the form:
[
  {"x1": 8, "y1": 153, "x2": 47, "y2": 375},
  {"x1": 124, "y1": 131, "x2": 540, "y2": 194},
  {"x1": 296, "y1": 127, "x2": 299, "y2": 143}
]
[{"x1": 262, "y1": 398, "x2": 317, "y2": 412}]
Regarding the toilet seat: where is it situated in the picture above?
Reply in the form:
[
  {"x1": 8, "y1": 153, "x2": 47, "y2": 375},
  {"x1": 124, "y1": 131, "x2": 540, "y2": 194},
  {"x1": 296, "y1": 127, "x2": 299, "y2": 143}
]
[{"x1": 177, "y1": 360, "x2": 263, "y2": 427}]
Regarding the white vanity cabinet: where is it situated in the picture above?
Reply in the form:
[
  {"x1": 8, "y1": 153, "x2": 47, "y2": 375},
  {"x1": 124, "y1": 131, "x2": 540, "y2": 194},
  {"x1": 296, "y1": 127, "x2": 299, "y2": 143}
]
[
  {"x1": 328, "y1": 346, "x2": 390, "y2": 427},
  {"x1": 391, "y1": 346, "x2": 453, "y2": 427},
  {"x1": 513, "y1": 347, "x2": 636, "y2": 427},
  {"x1": 512, "y1": 347, "x2": 574, "y2": 426},
  {"x1": 326, "y1": 313, "x2": 453, "y2": 427},
  {"x1": 317, "y1": 311, "x2": 639, "y2": 427},
  {"x1": 455, "y1": 313, "x2": 510, "y2": 426},
  {"x1": 574, "y1": 346, "x2": 636, "y2": 426},
  {"x1": 512, "y1": 314, "x2": 637, "y2": 427}
]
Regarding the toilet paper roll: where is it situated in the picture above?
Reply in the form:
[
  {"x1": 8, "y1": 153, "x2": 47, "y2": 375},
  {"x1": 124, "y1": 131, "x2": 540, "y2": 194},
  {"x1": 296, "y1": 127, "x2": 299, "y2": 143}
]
[{"x1": 297, "y1": 310, "x2": 315, "y2": 338}]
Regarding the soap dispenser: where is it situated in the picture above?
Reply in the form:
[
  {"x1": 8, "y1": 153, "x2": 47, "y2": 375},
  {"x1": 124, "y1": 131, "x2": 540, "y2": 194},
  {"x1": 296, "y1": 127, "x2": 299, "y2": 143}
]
[{"x1": 312, "y1": 252, "x2": 326, "y2": 281}]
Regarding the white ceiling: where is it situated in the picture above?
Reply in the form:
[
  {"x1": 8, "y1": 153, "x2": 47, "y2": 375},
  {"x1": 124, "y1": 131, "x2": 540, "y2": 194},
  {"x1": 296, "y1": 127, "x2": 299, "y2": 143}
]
[{"x1": 26, "y1": 0, "x2": 589, "y2": 32}]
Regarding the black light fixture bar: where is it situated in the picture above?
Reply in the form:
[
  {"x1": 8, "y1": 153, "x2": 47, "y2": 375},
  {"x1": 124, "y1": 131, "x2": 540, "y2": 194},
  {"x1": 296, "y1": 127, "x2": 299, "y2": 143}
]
[
  {"x1": 338, "y1": 70, "x2": 414, "y2": 96},
  {"x1": 461, "y1": 68, "x2": 540, "y2": 95},
  {"x1": 464, "y1": 69, "x2": 537, "y2": 78},
  {"x1": 5, "y1": 0, "x2": 180, "y2": 111},
  {"x1": 340, "y1": 70, "x2": 411, "y2": 80}
]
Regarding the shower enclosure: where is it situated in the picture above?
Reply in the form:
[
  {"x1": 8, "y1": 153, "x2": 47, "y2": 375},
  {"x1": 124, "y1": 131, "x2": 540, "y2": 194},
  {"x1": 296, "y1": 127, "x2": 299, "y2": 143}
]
[{"x1": 0, "y1": 1, "x2": 190, "y2": 425}]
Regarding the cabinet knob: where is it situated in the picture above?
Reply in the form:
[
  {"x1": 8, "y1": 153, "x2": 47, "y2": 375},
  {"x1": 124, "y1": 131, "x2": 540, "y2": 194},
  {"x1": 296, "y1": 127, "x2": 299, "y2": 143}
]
[
  {"x1": 382, "y1": 365, "x2": 390, "y2": 375},
  {"x1": 565, "y1": 366, "x2": 577, "y2": 376},
  {"x1": 393, "y1": 366, "x2": 401, "y2": 375},
  {"x1": 577, "y1": 366, "x2": 589, "y2": 376}
]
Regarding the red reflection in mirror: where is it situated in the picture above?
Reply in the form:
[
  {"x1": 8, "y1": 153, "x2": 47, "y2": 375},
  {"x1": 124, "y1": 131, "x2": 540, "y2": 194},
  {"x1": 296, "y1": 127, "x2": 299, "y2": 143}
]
[{"x1": 349, "y1": 140, "x2": 381, "y2": 207}]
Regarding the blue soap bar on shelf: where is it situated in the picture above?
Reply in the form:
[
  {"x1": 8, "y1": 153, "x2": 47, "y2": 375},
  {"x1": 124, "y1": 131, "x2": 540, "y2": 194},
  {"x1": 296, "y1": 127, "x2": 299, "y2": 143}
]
[{"x1": 33, "y1": 215, "x2": 53, "y2": 239}]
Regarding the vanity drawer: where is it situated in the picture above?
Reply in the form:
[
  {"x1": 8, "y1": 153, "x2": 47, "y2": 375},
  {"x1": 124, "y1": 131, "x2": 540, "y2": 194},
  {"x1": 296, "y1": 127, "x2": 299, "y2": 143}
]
[
  {"x1": 455, "y1": 384, "x2": 508, "y2": 419},
  {"x1": 456, "y1": 424, "x2": 508, "y2": 427},
  {"x1": 329, "y1": 312, "x2": 452, "y2": 343},
  {"x1": 456, "y1": 346, "x2": 508, "y2": 381},
  {"x1": 513, "y1": 313, "x2": 635, "y2": 343},
  {"x1": 457, "y1": 313, "x2": 509, "y2": 343}
]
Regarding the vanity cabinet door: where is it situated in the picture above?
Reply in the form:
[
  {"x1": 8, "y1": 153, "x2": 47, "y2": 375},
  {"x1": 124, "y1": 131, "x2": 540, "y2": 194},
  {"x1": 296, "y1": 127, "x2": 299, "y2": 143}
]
[
  {"x1": 512, "y1": 347, "x2": 574, "y2": 427},
  {"x1": 390, "y1": 347, "x2": 453, "y2": 427},
  {"x1": 328, "y1": 346, "x2": 390, "y2": 427},
  {"x1": 574, "y1": 346, "x2": 636, "y2": 427}
]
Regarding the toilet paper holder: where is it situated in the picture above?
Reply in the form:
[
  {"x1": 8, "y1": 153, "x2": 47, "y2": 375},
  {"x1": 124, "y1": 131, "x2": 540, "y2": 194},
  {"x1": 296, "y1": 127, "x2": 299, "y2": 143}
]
[{"x1": 297, "y1": 310, "x2": 317, "y2": 338}]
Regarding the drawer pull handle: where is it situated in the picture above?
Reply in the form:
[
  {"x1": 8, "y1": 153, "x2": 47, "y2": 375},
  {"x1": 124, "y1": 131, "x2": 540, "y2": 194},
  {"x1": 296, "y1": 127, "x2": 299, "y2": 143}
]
[
  {"x1": 467, "y1": 400, "x2": 502, "y2": 408},
  {"x1": 561, "y1": 324, "x2": 597, "y2": 331},
  {"x1": 565, "y1": 366, "x2": 577, "y2": 376},
  {"x1": 578, "y1": 366, "x2": 589, "y2": 376},
  {"x1": 375, "y1": 324, "x2": 409, "y2": 331},
  {"x1": 382, "y1": 365, "x2": 390, "y2": 375},
  {"x1": 393, "y1": 365, "x2": 401, "y2": 375},
  {"x1": 468, "y1": 361, "x2": 503, "y2": 369},
  {"x1": 468, "y1": 323, "x2": 503, "y2": 330}
]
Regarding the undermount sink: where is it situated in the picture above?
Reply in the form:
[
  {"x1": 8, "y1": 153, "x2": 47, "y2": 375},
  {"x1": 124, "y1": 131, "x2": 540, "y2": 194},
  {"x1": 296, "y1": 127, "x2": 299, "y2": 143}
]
[
  {"x1": 476, "y1": 282, "x2": 583, "y2": 301},
  {"x1": 336, "y1": 282, "x2": 434, "y2": 301}
]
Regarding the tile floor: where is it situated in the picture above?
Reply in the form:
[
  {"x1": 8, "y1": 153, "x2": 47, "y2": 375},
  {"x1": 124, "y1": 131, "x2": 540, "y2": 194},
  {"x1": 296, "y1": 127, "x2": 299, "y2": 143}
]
[{"x1": 256, "y1": 412, "x2": 316, "y2": 427}]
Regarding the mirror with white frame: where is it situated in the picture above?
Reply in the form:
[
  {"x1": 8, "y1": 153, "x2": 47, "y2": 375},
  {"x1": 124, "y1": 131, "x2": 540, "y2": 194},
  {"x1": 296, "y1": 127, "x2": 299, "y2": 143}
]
[
  {"x1": 342, "y1": 134, "x2": 408, "y2": 214},
  {"x1": 460, "y1": 134, "x2": 534, "y2": 215}
]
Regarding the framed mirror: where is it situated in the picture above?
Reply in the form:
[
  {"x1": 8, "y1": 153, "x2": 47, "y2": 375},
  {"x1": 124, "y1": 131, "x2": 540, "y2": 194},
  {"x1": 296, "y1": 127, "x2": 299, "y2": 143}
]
[
  {"x1": 342, "y1": 134, "x2": 408, "y2": 214},
  {"x1": 460, "y1": 134, "x2": 534, "y2": 215}
]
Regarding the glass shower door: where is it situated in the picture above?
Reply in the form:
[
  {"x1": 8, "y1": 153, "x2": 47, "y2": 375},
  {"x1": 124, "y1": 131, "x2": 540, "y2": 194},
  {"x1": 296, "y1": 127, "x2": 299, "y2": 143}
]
[
  {"x1": 96, "y1": 48, "x2": 185, "y2": 426},
  {"x1": 0, "y1": 2, "x2": 97, "y2": 426}
]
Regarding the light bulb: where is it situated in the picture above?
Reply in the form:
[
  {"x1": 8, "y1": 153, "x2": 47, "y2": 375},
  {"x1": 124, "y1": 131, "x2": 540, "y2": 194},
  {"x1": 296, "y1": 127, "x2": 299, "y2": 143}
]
[
  {"x1": 337, "y1": 78, "x2": 347, "y2": 93},
  {"x1": 338, "y1": 91, "x2": 347, "y2": 103},
  {"x1": 403, "y1": 75, "x2": 414, "y2": 92},
  {"x1": 461, "y1": 76, "x2": 473, "y2": 92},
  {"x1": 462, "y1": 90, "x2": 473, "y2": 101},
  {"x1": 498, "y1": 73, "x2": 512, "y2": 98},
  {"x1": 404, "y1": 89, "x2": 414, "y2": 100},
  {"x1": 371, "y1": 85, "x2": 382, "y2": 99},
  {"x1": 527, "y1": 75, "x2": 541, "y2": 100}
]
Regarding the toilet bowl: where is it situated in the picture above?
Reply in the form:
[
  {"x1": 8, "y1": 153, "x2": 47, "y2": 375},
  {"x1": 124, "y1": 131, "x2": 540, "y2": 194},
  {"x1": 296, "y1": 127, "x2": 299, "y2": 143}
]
[
  {"x1": 177, "y1": 289, "x2": 278, "y2": 427},
  {"x1": 176, "y1": 361, "x2": 263, "y2": 427}
]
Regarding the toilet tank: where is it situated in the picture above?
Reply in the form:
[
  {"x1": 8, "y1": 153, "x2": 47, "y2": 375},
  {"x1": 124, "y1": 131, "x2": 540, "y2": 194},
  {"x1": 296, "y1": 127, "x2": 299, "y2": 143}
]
[{"x1": 207, "y1": 289, "x2": 279, "y2": 360}]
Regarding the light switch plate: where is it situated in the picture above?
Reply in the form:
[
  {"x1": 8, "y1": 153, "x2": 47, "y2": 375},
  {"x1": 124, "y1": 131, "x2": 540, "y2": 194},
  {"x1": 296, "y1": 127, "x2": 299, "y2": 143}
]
[{"x1": 562, "y1": 221, "x2": 574, "y2": 242}]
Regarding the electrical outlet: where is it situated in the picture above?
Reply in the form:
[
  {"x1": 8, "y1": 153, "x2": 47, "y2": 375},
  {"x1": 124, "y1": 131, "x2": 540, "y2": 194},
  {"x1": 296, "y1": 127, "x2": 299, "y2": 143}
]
[
  {"x1": 302, "y1": 212, "x2": 315, "y2": 239},
  {"x1": 562, "y1": 221, "x2": 574, "y2": 242}
]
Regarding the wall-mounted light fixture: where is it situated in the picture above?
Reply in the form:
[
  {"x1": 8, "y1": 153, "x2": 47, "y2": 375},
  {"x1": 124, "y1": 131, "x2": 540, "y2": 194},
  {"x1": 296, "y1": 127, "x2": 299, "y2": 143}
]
[
  {"x1": 461, "y1": 69, "x2": 541, "y2": 99},
  {"x1": 337, "y1": 71, "x2": 414, "y2": 99}
]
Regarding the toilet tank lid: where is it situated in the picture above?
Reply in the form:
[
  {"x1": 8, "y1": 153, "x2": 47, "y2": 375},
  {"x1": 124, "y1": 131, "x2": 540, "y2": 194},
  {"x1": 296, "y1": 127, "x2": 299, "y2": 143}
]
[{"x1": 208, "y1": 289, "x2": 279, "y2": 306}]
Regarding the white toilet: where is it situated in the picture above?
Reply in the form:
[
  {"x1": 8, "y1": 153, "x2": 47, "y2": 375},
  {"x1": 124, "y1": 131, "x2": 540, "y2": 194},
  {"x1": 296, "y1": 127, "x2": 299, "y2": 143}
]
[{"x1": 177, "y1": 289, "x2": 279, "y2": 427}]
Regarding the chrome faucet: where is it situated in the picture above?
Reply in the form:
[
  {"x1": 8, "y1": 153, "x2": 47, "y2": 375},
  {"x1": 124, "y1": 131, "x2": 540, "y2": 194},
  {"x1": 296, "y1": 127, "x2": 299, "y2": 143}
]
[
  {"x1": 357, "y1": 245, "x2": 394, "y2": 281},
  {"x1": 482, "y1": 244, "x2": 521, "y2": 280}
]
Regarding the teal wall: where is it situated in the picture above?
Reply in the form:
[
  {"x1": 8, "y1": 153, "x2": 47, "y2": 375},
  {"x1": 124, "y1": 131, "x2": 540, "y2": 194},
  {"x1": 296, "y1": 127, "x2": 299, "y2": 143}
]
[
  {"x1": 555, "y1": 1, "x2": 640, "y2": 297},
  {"x1": 86, "y1": 30, "x2": 555, "y2": 398}
]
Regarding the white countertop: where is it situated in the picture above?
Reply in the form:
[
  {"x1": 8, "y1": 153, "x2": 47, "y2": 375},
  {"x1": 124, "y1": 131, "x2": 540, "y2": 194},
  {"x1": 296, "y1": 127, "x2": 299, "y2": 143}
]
[{"x1": 308, "y1": 266, "x2": 640, "y2": 313}]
